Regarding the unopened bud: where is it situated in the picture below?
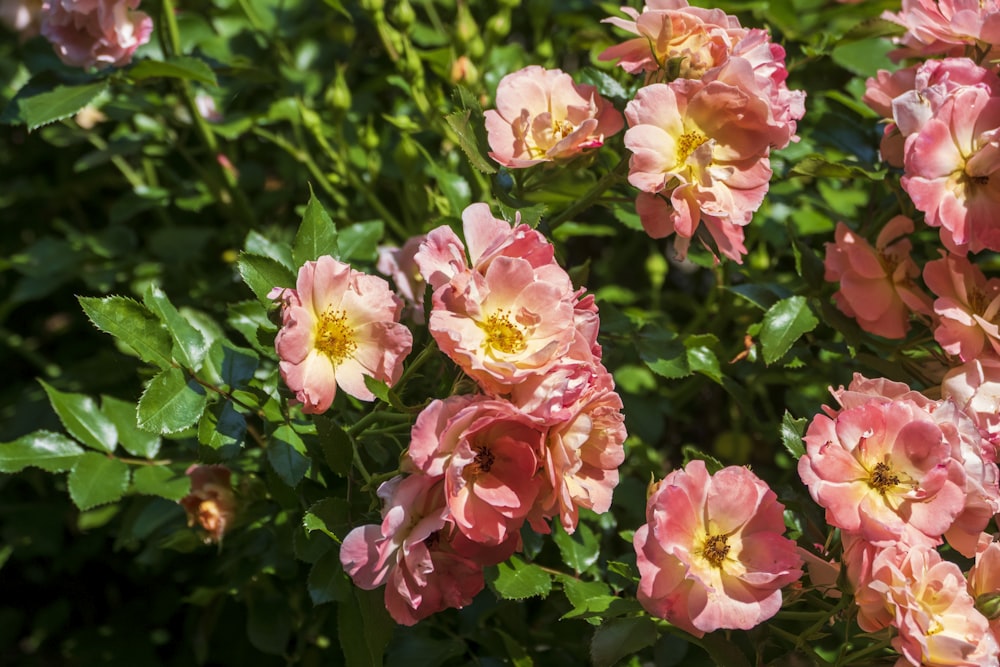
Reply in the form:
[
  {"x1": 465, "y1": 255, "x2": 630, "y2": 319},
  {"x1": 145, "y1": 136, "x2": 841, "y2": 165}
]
[
  {"x1": 977, "y1": 592, "x2": 1000, "y2": 620},
  {"x1": 325, "y1": 66, "x2": 352, "y2": 112},
  {"x1": 391, "y1": 0, "x2": 415, "y2": 28}
]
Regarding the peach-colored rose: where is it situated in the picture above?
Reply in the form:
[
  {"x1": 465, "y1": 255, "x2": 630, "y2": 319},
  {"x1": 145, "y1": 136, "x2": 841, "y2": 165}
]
[
  {"x1": 484, "y1": 66, "x2": 623, "y2": 168},
  {"x1": 408, "y1": 395, "x2": 545, "y2": 546},
  {"x1": 798, "y1": 398, "x2": 968, "y2": 546},
  {"x1": 41, "y1": 0, "x2": 152, "y2": 69},
  {"x1": 868, "y1": 544, "x2": 998, "y2": 666},
  {"x1": 624, "y1": 76, "x2": 779, "y2": 262},
  {"x1": 924, "y1": 253, "x2": 1000, "y2": 361},
  {"x1": 377, "y1": 234, "x2": 427, "y2": 324},
  {"x1": 634, "y1": 460, "x2": 802, "y2": 637},
  {"x1": 823, "y1": 216, "x2": 932, "y2": 339},
  {"x1": 883, "y1": 0, "x2": 1000, "y2": 61},
  {"x1": 179, "y1": 464, "x2": 237, "y2": 543},
  {"x1": 943, "y1": 358, "x2": 1000, "y2": 443},
  {"x1": 271, "y1": 256, "x2": 413, "y2": 413},
  {"x1": 339, "y1": 474, "x2": 487, "y2": 626}
]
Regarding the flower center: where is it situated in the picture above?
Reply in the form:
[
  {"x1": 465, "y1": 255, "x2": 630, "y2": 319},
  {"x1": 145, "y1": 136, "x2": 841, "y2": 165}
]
[
  {"x1": 868, "y1": 460, "x2": 900, "y2": 495},
  {"x1": 315, "y1": 308, "x2": 357, "y2": 364},
  {"x1": 676, "y1": 130, "x2": 709, "y2": 165},
  {"x1": 482, "y1": 309, "x2": 527, "y2": 355},
  {"x1": 553, "y1": 118, "x2": 575, "y2": 141},
  {"x1": 701, "y1": 533, "x2": 730, "y2": 568},
  {"x1": 466, "y1": 445, "x2": 495, "y2": 478}
]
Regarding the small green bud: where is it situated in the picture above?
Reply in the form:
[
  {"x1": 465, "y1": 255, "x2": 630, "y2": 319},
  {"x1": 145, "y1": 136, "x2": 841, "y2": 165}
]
[
  {"x1": 325, "y1": 67, "x2": 352, "y2": 112},
  {"x1": 485, "y1": 13, "x2": 510, "y2": 40},
  {"x1": 360, "y1": 121, "x2": 380, "y2": 150},
  {"x1": 391, "y1": 0, "x2": 416, "y2": 28},
  {"x1": 646, "y1": 250, "x2": 668, "y2": 292},
  {"x1": 977, "y1": 592, "x2": 1000, "y2": 621}
]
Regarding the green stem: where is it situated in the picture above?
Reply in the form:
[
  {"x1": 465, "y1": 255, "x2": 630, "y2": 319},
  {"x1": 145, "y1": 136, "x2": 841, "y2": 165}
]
[
  {"x1": 352, "y1": 440, "x2": 372, "y2": 484},
  {"x1": 252, "y1": 127, "x2": 346, "y2": 207},
  {"x1": 769, "y1": 625, "x2": 835, "y2": 667},
  {"x1": 838, "y1": 637, "x2": 893, "y2": 666},
  {"x1": 543, "y1": 157, "x2": 629, "y2": 232}
]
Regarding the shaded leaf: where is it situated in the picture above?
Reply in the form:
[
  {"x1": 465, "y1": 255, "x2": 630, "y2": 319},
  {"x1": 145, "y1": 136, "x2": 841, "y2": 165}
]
[
  {"x1": 337, "y1": 221, "x2": 384, "y2": 262},
  {"x1": 303, "y1": 497, "x2": 351, "y2": 542},
  {"x1": 268, "y1": 425, "x2": 310, "y2": 487},
  {"x1": 102, "y1": 395, "x2": 161, "y2": 459},
  {"x1": 590, "y1": 616, "x2": 658, "y2": 667},
  {"x1": 339, "y1": 586, "x2": 394, "y2": 667},
  {"x1": 132, "y1": 466, "x2": 191, "y2": 501},
  {"x1": 197, "y1": 400, "x2": 247, "y2": 449},
  {"x1": 130, "y1": 56, "x2": 218, "y2": 86},
  {"x1": 68, "y1": 452, "x2": 130, "y2": 511},
  {"x1": 39, "y1": 380, "x2": 117, "y2": 454},
  {"x1": 3, "y1": 80, "x2": 109, "y2": 130},
  {"x1": 308, "y1": 549, "x2": 351, "y2": 605}
]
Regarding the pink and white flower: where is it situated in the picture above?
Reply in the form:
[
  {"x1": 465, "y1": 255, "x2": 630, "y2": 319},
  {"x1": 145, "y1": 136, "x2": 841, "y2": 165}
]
[
  {"x1": 271, "y1": 256, "x2": 413, "y2": 413},
  {"x1": 41, "y1": 0, "x2": 152, "y2": 69},
  {"x1": 823, "y1": 216, "x2": 932, "y2": 339},
  {"x1": 484, "y1": 66, "x2": 623, "y2": 168},
  {"x1": 634, "y1": 460, "x2": 802, "y2": 637},
  {"x1": 883, "y1": 0, "x2": 1000, "y2": 60}
]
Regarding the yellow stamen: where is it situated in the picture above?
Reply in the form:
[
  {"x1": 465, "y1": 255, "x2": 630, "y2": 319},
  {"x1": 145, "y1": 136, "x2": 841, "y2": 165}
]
[
  {"x1": 481, "y1": 309, "x2": 527, "y2": 355},
  {"x1": 315, "y1": 308, "x2": 357, "y2": 364},
  {"x1": 868, "y1": 460, "x2": 900, "y2": 495},
  {"x1": 701, "y1": 533, "x2": 730, "y2": 568},
  {"x1": 676, "y1": 130, "x2": 709, "y2": 164}
]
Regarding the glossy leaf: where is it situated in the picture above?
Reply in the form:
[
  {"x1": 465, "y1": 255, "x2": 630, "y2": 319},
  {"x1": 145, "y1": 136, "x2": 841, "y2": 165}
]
[
  {"x1": 143, "y1": 284, "x2": 208, "y2": 369},
  {"x1": 39, "y1": 380, "x2": 117, "y2": 454},
  {"x1": 137, "y1": 367, "x2": 208, "y2": 434},
  {"x1": 293, "y1": 190, "x2": 339, "y2": 267},
  {"x1": 79, "y1": 296, "x2": 174, "y2": 370},
  {"x1": 3, "y1": 80, "x2": 110, "y2": 131},
  {"x1": 68, "y1": 452, "x2": 130, "y2": 510},
  {"x1": 237, "y1": 252, "x2": 296, "y2": 304},
  {"x1": 0, "y1": 430, "x2": 85, "y2": 473},
  {"x1": 101, "y1": 395, "x2": 161, "y2": 459},
  {"x1": 760, "y1": 296, "x2": 819, "y2": 365},
  {"x1": 487, "y1": 556, "x2": 552, "y2": 600}
]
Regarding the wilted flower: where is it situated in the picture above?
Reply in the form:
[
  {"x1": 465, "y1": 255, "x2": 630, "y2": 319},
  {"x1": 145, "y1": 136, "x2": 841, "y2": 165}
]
[
  {"x1": 179, "y1": 464, "x2": 237, "y2": 543},
  {"x1": 41, "y1": 0, "x2": 153, "y2": 69},
  {"x1": 271, "y1": 256, "x2": 413, "y2": 413},
  {"x1": 484, "y1": 66, "x2": 623, "y2": 168},
  {"x1": 634, "y1": 460, "x2": 802, "y2": 637}
]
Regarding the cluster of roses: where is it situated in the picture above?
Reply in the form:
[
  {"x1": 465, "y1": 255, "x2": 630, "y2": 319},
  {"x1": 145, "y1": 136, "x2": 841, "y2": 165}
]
[
  {"x1": 270, "y1": 203, "x2": 626, "y2": 625},
  {"x1": 798, "y1": 374, "x2": 1000, "y2": 666},
  {"x1": 0, "y1": 0, "x2": 151, "y2": 70},
  {"x1": 483, "y1": 0, "x2": 805, "y2": 264}
]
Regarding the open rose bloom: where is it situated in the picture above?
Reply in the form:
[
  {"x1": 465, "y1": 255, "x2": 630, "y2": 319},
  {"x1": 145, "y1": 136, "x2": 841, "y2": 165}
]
[
  {"x1": 40, "y1": 0, "x2": 153, "y2": 69},
  {"x1": 924, "y1": 253, "x2": 1000, "y2": 361},
  {"x1": 823, "y1": 216, "x2": 932, "y2": 339},
  {"x1": 484, "y1": 66, "x2": 623, "y2": 168},
  {"x1": 882, "y1": 0, "x2": 1000, "y2": 60},
  {"x1": 634, "y1": 461, "x2": 802, "y2": 637},
  {"x1": 272, "y1": 256, "x2": 413, "y2": 413}
]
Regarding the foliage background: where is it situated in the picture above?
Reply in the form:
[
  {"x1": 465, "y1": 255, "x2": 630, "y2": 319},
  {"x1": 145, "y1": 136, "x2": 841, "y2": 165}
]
[{"x1": 0, "y1": 0, "x2": 923, "y2": 665}]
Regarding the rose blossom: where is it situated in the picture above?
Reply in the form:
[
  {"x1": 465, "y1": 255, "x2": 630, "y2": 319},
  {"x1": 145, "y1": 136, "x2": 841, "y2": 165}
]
[
  {"x1": 41, "y1": 0, "x2": 153, "y2": 69},
  {"x1": 823, "y1": 216, "x2": 932, "y2": 339},
  {"x1": 377, "y1": 234, "x2": 428, "y2": 324},
  {"x1": 798, "y1": 397, "x2": 969, "y2": 546},
  {"x1": 179, "y1": 464, "x2": 237, "y2": 543},
  {"x1": 634, "y1": 460, "x2": 802, "y2": 637},
  {"x1": 923, "y1": 253, "x2": 1000, "y2": 361},
  {"x1": 408, "y1": 395, "x2": 545, "y2": 546},
  {"x1": 484, "y1": 66, "x2": 623, "y2": 168},
  {"x1": 339, "y1": 474, "x2": 486, "y2": 626},
  {"x1": 942, "y1": 358, "x2": 1000, "y2": 443},
  {"x1": 968, "y1": 537, "x2": 1000, "y2": 643},
  {"x1": 883, "y1": 0, "x2": 1000, "y2": 60},
  {"x1": 868, "y1": 544, "x2": 998, "y2": 667},
  {"x1": 599, "y1": 1, "x2": 746, "y2": 78},
  {"x1": 624, "y1": 75, "x2": 781, "y2": 262},
  {"x1": 901, "y1": 84, "x2": 1000, "y2": 254},
  {"x1": 271, "y1": 256, "x2": 413, "y2": 413}
]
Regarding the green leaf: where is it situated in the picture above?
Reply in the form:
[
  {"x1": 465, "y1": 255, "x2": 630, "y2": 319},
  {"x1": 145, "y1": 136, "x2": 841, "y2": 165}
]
[
  {"x1": 780, "y1": 411, "x2": 808, "y2": 459},
  {"x1": 293, "y1": 190, "x2": 339, "y2": 267},
  {"x1": 39, "y1": 380, "x2": 117, "y2": 454},
  {"x1": 137, "y1": 367, "x2": 208, "y2": 434},
  {"x1": 0, "y1": 430, "x2": 85, "y2": 473},
  {"x1": 444, "y1": 89, "x2": 497, "y2": 174},
  {"x1": 497, "y1": 629, "x2": 534, "y2": 667},
  {"x1": 3, "y1": 80, "x2": 109, "y2": 131},
  {"x1": 790, "y1": 155, "x2": 885, "y2": 181},
  {"x1": 685, "y1": 341, "x2": 722, "y2": 384},
  {"x1": 197, "y1": 400, "x2": 247, "y2": 449},
  {"x1": 129, "y1": 56, "x2": 218, "y2": 86},
  {"x1": 205, "y1": 340, "x2": 259, "y2": 390},
  {"x1": 338, "y1": 587, "x2": 394, "y2": 667},
  {"x1": 237, "y1": 252, "x2": 296, "y2": 304},
  {"x1": 759, "y1": 296, "x2": 819, "y2": 365},
  {"x1": 590, "y1": 616, "x2": 658, "y2": 667},
  {"x1": 78, "y1": 296, "x2": 174, "y2": 370},
  {"x1": 308, "y1": 549, "x2": 351, "y2": 605},
  {"x1": 552, "y1": 521, "x2": 600, "y2": 574},
  {"x1": 101, "y1": 395, "x2": 161, "y2": 459},
  {"x1": 638, "y1": 328, "x2": 690, "y2": 379},
  {"x1": 303, "y1": 497, "x2": 351, "y2": 544},
  {"x1": 143, "y1": 285, "x2": 208, "y2": 369},
  {"x1": 68, "y1": 452, "x2": 131, "y2": 511},
  {"x1": 487, "y1": 555, "x2": 552, "y2": 600},
  {"x1": 337, "y1": 221, "x2": 384, "y2": 263},
  {"x1": 246, "y1": 581, "x2": 293, "y2": 656},
  {"x1": 702, "y1": 636, "x2": 753, "y2": 667},
  {"x1": 132, "y1": 466, "x2": 191, "y2": 501},
  {"x1": 268, "y1": 425, "x2": 310, "y2": 487}
]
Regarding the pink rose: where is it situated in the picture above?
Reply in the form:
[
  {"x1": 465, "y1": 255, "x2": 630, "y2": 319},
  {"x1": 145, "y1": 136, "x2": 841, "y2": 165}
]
[
  {"x1": 179, "y1": 464, "x2": 237, "y2": 543},
  {"x1": 924, "y1": 253, "x2": 1000, "y2": 361},
  {"x1": 883, "y1": 0, "x2": 1000, "y2": 61},
  {"x1": 942, "y1": 358, "x2": 1000, "y2": 443},
  {"x1": 823, "y1": 216, "x2": 932, "y2": 339},
  {"x1": 408, "y1": 395, "x2": 545, "y2": 546},
  {"x1": 484, "y1": 66, "x2": 623, "y2": 168},
  {"x1": 40, "y1": 0, "x2": 153, "y2": 69},
  {"x1": 634, "y1": 460, "x2": 802, "y2": 637},
  {"x1": 377, "y1": 234, "x2": 428, "y2": 324},
  {"x1": 339, "y1": 474, "x2": 486, "y2": 626},
  {"x1": 271, "y1": 256, "x2": 413, "y2": 413}
]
